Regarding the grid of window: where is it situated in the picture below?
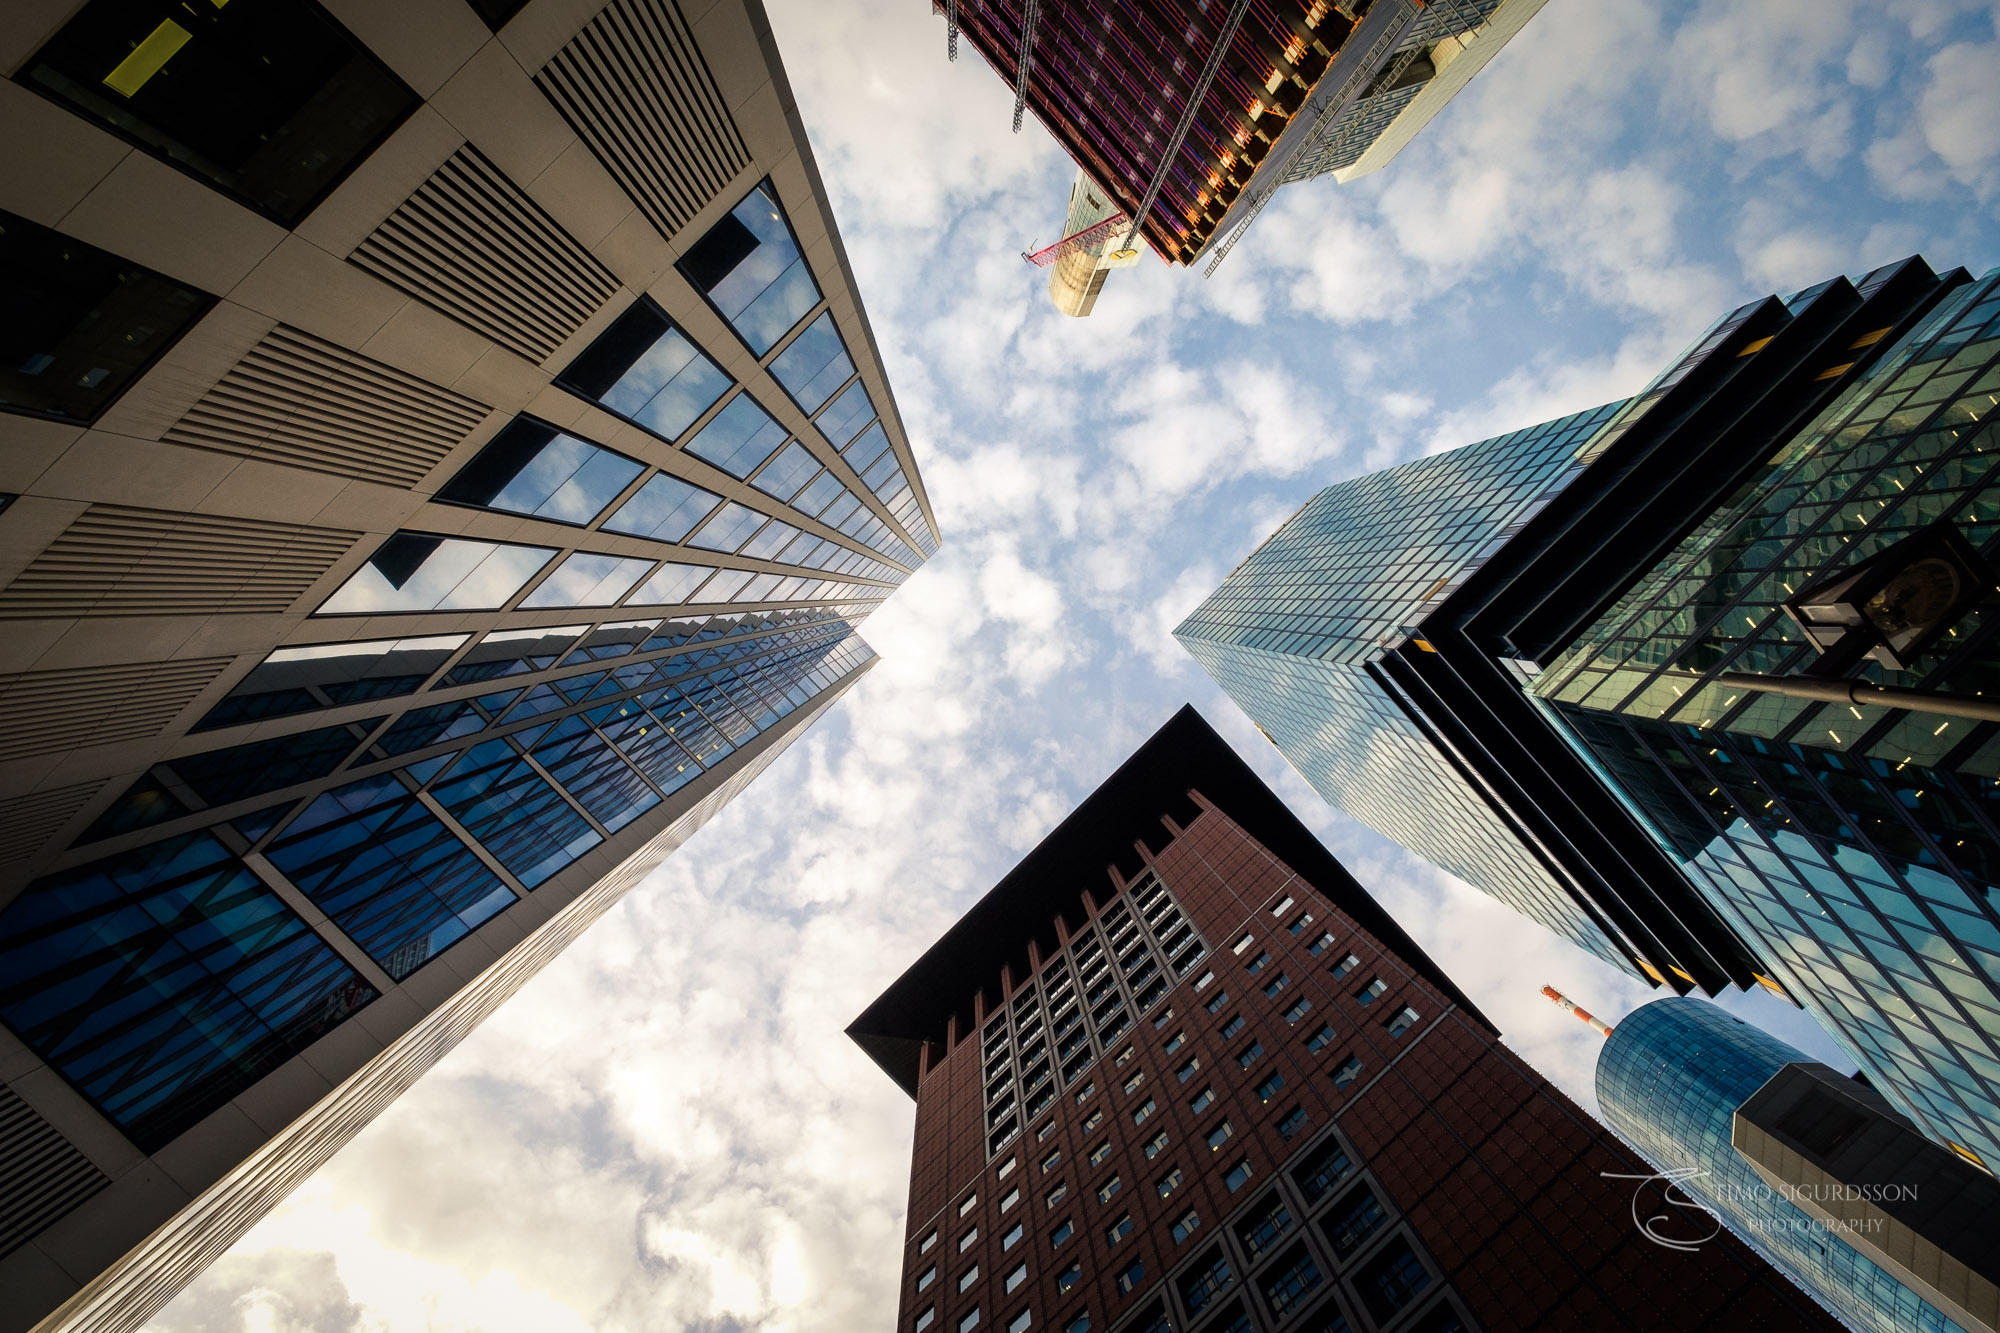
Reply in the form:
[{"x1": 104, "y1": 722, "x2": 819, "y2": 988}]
[{"x1": 977, "y1": 873, "x2": 1207, "y2": 1156}]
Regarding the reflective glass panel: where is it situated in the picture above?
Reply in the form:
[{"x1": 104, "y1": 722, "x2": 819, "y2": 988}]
[
  {"x1": 196, "y1": 634, "x2": 468, "y2": 730},
  {"x1": 21, "y1": 0, "x2": 417, "y2": 223},
  {"x1": 768, "y1": 311, "x2": 853, "y2": 411},
  {"x1": 685, "y1": 394, "x2": 787, "y2": 479},
  {"x1": 740, "y1": 520, "x2": 802, "y2": 561},
  {"x1": 696, "y1": 568, "x2": 754, "y2": 602},
  {"x1": 436, "y1": 419, "x2": 641, "y2": 525},
  {"x1": 679, "y1": 181, "x2": 822, "y2": 354},
  {"x1": 519, "y1": 552, "x2": 654, "y2": 608},
  {"x1": 439, "y1": 625, "x2": 586, "y2": 688},
  {"x1": 521, "y1": 715, "x2": 659, "y2": 833},
  {"x1": 628, "y1": 562, "x2": 715, "y2": 606},
  {"x1": 1, "y1": 208, "x2": 213, "y2": 422},
  {"x1": 845, "y1": 422, "x2": 893, "y2": 473},
  {"x1": 815, "y1": 380, "x2": 876, "y2": 448},
  {"x1": 557, "y1": 297, "x2": 731, "y2": 441},
  {"x1": 0, "y1": 831, "x2": 374, "y2": 1150},
  {"x1": 751, "y1": 441, "x2": 823, "y2": 502},
  {"x1": 689, "y1": 502, "x2": 768, "y2": 553},
  {"x1": 602, "y1": 472, "x2": 723, "y2": 542},
  {"x1": 427, "y1": 739, "x2": 602, "y2": 887},
  {"x1": 316, "y1": 535, "x2": 554, "y2": 615},
  {"x1": 559, "y1": 619, "x2": 661, "y2": 665}
]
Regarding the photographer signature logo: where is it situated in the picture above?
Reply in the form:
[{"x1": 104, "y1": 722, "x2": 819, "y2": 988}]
[{"x1": 1602, "y1": 1167, "x2": 1723, "y2": 1252}]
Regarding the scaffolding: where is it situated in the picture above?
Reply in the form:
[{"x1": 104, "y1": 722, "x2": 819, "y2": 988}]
[{"x1": 1021, "y1": 212, "x2": 1131, "y2": 268}]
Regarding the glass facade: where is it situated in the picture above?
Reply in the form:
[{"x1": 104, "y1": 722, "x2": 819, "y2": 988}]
[
  {"x1": 1598, "y1": 998, "x2": 1967, "y2": 1333},
  {"x1": 1175, "y1": 402, "x2": 1640, "y2": 975},
  {"x1": 1538, "y1": 270, "x2": 2000, "y2": 1167}
]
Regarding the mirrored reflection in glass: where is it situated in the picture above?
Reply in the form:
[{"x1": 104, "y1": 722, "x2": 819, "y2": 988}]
[
  {"x1": 750, "y1": 440, "x2": 822, "y2": 502},
  {"x1": 697, "y1": 569, "x2": 754, "y2": 603},
  {"x1": 685, "y1": 394, "x2": 787, "y2": 479},
  {"x1": 602, "y1": 472, "x2": 723, "y2": 542},
  {"x1": 815, "y1": 379, "x2": 876, "y2": 448},
  {"x1": 316, "y1": 535, "x2": 554, "y2": 615},
  {"x1": 560, "y1": 619, "x2": 662, "y2": 664},
  {"x1": 846, "y1": 422, "x2": 893, "y2": 473},
  {"x1": 438, "y1": 625, "x2": 587, "y2": 688},
  {"x1": 519, "y1": 552, "x2": 654, "y2": 608},
  {"x1": 740, "y1": 519, "x2": 802, "y2": 561},
  {"x1": 557, "y1": 297, "x2": 731, "y2": 441},
  {"x1": 628, "y1": 562, "x2": 714, "y2": 606},
  {"x1": 688, "y1": 502, "x2": 769, "y2": 553},
  {"x1": 436, "y1": 418, "x2": 642, "y2": 525},
  {"x1": 769, "y1": 311, "x2": 853, "y2": 411},
  {"x1": 679, "y1": 180, "x2": 822, "y2": 354},
  {"x1": 196, "y1": 634, "x2": 469, "y2": 731},
  {"x1": 732, "y1": 573, "x2": 782, "y2": 603}
]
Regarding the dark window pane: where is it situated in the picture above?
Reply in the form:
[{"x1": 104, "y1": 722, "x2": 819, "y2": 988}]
[
  {"x1": 268, "y1": 773, "x2": 513, "y2": 978},
  {"x1": 558, "y1": 298, "x2": 731, "y2": 442},
  {"x1": 0, "y1": 831, "x2": 375, "y2": 1150},
  {"x1": 1358, "y1": 1239, "x2": 1430, "y2": 1323},
  {"x1": 429, "y1": 739, "x2": 601, "y2": 887},
  {"x1": 375, "y1": 701, "x2": 487, "y2": 756},
  {"x1": 437, "y1": 418, "x2": 642, "y2": 525},
  {"x1": 769, "y1": 311, "x2": 853, "y2": 412},
  {"x1": 23, "y1": 0, "x2": 417, "y2": 223},
  {"x1": 198, "y1": 634, "x2": 468, "y2": 730},
  {"x1": 439, "y1": 625, "x2": 586, "y2": 687},
  {"x1": 523, "y1": 715, "x2": 659, "y2": 833},
  {"x1": 1, "y1": 208, "x2": 212, "y2": 422},
  {"x1": 679, "y1": 181, "x2": 821, "y2": 354},
  {"x1": 1324, "y1": 1186, "x2": 1387, "y2": 1259}
]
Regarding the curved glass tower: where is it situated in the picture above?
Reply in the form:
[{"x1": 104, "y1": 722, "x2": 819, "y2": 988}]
[{"x1": 1598, "y1": 999, "x2": 1967, "y2": 1333}]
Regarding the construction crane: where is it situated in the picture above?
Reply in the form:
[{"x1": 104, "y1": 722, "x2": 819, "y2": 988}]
[{"x1": 1021, "y1": 212, "x2": 1130, "y2": 268}]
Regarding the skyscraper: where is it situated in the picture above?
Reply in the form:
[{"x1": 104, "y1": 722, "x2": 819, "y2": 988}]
[
  {"x1": 1593, "y1": 996, "x2": 1998, "y2": 1333},
  {"x1": 0, "y1": 0, "x2": 935, "y2": 1328},
  {"x1": 1176, "y1": 256, "x2": 2000, "y2": 1173},
  {"x1": 850, "y1": 706, "x2": 1847, "y2": 1333},
  {"x1": 933, "y1": 0, "x2": 1546, "y2": 269},
  {"x1": 1036, "y1": 170, "x2": 1146, "y2": 318}
]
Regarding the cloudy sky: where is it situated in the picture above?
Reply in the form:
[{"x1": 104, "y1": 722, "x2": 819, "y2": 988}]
[{"x1": 147, "y1": 1, "x2": 2000, "y2": 1330}]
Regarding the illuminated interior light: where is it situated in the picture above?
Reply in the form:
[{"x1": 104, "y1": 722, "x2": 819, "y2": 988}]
[{"x1": 103, "y1": 18, "x2": 192, "y2": 97}]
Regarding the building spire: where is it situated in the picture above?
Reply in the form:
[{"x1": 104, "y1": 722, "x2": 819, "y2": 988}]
[{"x1": 1542, "y1": 985, "x2": 1614, "y2": 1037}]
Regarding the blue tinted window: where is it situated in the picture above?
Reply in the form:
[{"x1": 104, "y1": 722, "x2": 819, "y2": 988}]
[
  {"x1": 845, "y1": 422, "x2": 892, "y2": 472},
  {"x1": 629, "y1": 561, "x2": 716, "y2": 606},
  {"x1": 0, "y1": 831, "x2": 374, "y2": 1150},
  {"x1": 769, "y1": 311, "x2": 853, "y2": 411},
  {"x1": 520, "y1": 552, "x2": 654, "y2": 608},
  {"x1": 816, "y1": 380, "x2": 876, "y2": 447},
  {"x1": 592, "y1": 696, "x2": 705, "y2": 795},
  {"x1": 268, "y1": 774, "x2": 514, "y2": 979},
  {"x1": 197, "y1": 634, "x2": 467, "y2": 731},
  {"x1": 685, "y1": 394, "x2": 787, "y2": 478},
  {"x1": 695, "y1": 569, "x2": 753, "y2": 602},
  {"x1": 83, "y1": 722, "x2": 367, "y2": 842},
  {"x1": 645, "y1": 684, "x2": 735, "y2": 766},
  {"x1": 375, "y1": 700, "x2": 487, "y2": 755},
  {"x1": 740, "y1": 519, "x2": 802, "y2": 561},
  {"x1": 751, "y1": 441, "x2": 823, "y2": 501},
  {"x1": 437, "y1": 419, "x2": 642, "y2": 525},
  {"x1": 689, "y1": 502, "x2": 768, "y2": 553},
  {"x1": 792, "y1": 472, "x2": 845, "y2": 517},
  {"x1": 559, "y1": 298, "x2": 730, "y2": 441},
  {"x1": 439, "y1": 625, "x2": 586, "y2": 687},
  {"x1": 523, "y1": 715, "x2": 659, "y2": 833},
  {"x1": 680, "y1": 181, "x2": 822, "y2": 354},
  {"x1": 317, "y1": 535, "x2": 554, "y2": 615},
  {"x1": 558, "y1": 620, "x2": 661, "y2": 665},
  {"x1": 428, "y1": 740, "x2": 601, "y2": 887},
  {"x1": 602, "y1": 472, "x2": 722, "y2": 542}
]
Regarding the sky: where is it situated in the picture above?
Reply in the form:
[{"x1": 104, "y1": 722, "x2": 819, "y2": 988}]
[{"x1": 145, "y1": 1, "x2": 2000, "y2": 1330}]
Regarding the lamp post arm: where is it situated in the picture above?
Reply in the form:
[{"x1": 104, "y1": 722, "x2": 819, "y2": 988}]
[{"x1": 1710, "y1": 671, "x2": 2000, "y2": 726}]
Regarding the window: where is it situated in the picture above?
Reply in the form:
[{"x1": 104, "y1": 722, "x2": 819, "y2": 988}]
[
  {"x1": 1058, "y1": 1263, "x2": 1082, "y2": 1294},
  {"x1": 1219, "y1": 1015, "x2": 1245, "y2": 1040},
  {"x1": 1232, "y1": 934, "x2": 1254, "y2": 955},
  {"x1": 1121, "y1": 1071, "x2": 1144, "y2": 1095},
  {"x1": 1262, "y1": 973, "x2": 1291, "y2": 997},
  {"x1": 1131, "y1": 1098, "x2": 1157, "y2": 1125},
  {"x1": 1096, "y1": 1176, "x2": 1122, "y2": 1203},
  {"x1": 2, "y1": 209, "x2": 214, "y2": 423},
  {"x1": 520, "y1": 551, "x2": 654, "y2": 608},
  {"x1": 22, "y1": 0, "x2": 417, "y2": 224},
  {"x1": 1331, "y1": 1055, "x2": 1365, "y2": 1088},
  {"x1": 1038, "y1": 1120, "x2": 1059, "y2": 1142},
  {"x1": 1190, "y1": 1087, "x2": 1216, "y2": 1114},
  {"x1": 600, "y1": 471, "x2": 725, "y2": 543},
  {"x1": 1075, "y1": 1081, "x2": 1096, "y2": 1104},
  {"x1": 1089, "y1": 1141, "x2": 1112, "y2": 1167},
  {"x1": 1277, "y1": 1106, "x2": 1309, "y2": 1139},
  {"x1": 1115, "y1": 1261, "x2": 1146, "y2": 1295},
  {"x1": 438, "y1": 419, "x2": 643, "y2": 525},
  {"x1": 920, "y1": 1231, "x2": 938, "y2": 1254},
  {"x1": 960, "y1": 1194, "x2": 979, "y2": 1217},
  {"x1": 1283, "y1": 997, "x2": 1313, "y2": 1024},
  {"x1": 1235, "y1": 1194, "x2": 1294, "y2": 1260},
  {"x1": 998, "y1": 1156, "x2": 1018, "y2": 1180},
  {"x1": 195, "y1": 633, "x2": 468, "y2": 731},
  {"x1": 960, "y1": 1227, "x2": 979, "y2": 1252},
  {"x1": 1050, "y1": 1218, "x2": 1074, "y2": 1248},
  {"x1": 679, "y1": 180, "x2": 822, "y2": 354},
  {"x1": 1327, "y1": 1186, "x2": 1388, "y2": 1259},
  {"x1": 1000, "y1": 1186, "x2": 1021, "y2": 1213},
  {"x1": 960, "y1": 1310, "x2": 982, "y2": 1333},
  {"x1": 1244, "y1": 952, "x2": 1271, "y2": 976},
  {"x1": 1386, "y1": 1006, "x2": 1420, "y2": 1037},
  {"x1": 1262, "y1": 1248, "x2": 1323, "y2": 1317},
  {"x1": 1224, "y1": 1159, "x2": 1253, "y2": 1191},
  {"x1": 1194, "y1": 970, "x2": 1215, "y2": 991},
  {"x1": 1293, "y1": 1139, "x2": 1354, "y2": 1203},
  {"x1": 915, "y1": 1308, "x2": 935, "y2": 1332},
  {"x1": 1064, "y1": 1316, "x2": 1089, "y2": 1333},
  {"x1": 1042, "y1": 1149, "x2": 1062, "y2": 1173},
  {"x1": 1142, "y1": 1131, "x2": 1169, "y2": 1159},
  {"x1": 1179, "y1": 1253, "x2": 1233, "y2": 1315},
  {"x1": 1356, "y1": 978, "x2": 1388, "y2": 1006},
  {"x1": 1003, "y1": 1222, "x2": 1024, "y2": 1250},
  {"x1": 1106, "y1": 1214, "x2": 1133, "y2": 1245},
  {"x1": 1271, "y1": 895, "x2": 1295, "y2": 917},
  {"x1": 1046, "y1": 1183, "x2": 1068, "y2": 1208},
  {"x1": 685, "y1": 394, "x2": 789, "y2": 480},
  {"x1": 1152, "y1": 1006, "x2": 1176, "y2": 1029},
  {"x1": 1329, "y1": 953, "x2": 1360, "y2": 981},
  {"x1": 1358, "y1": 1239, "x2": 1430, "y2": 1323},
  {"x1": 316, "y1": 535, "x2": 554, "y2": 615},
  {"x1": 1114, "y1": 1045, "x2": 1135, "y2": 1068},
  {"x1": 1206, "y1": 1122, "x2": 1233, "y2": 1151},
  {"x1": 1005, "y1": 1264, "x2": 1027, "y2": 1294},
  {"x1": 1171, "y1": 1210, "x2": 1200, "y2": 1243},
  {"x1": 1285, "y1": 910, "x2": 1312, "y2": 934},
  {"x1": 1308, "y1": 931, "x2": 1337, "y2": 957},
  {"x1": 959, "y1": 1265, "x2": 979, "y2": 1293},
  {"x1": 1175, "y1": 1056, "x2": 1201, "y2": 1083},
  {"x1": 917, "y1": 1266, "x2": 936, "y2": 1292},
  {"x1": 1254, "y1": 1072, "x2": 1285, "y2": 1103},
  {"x1": 1155, "y1": 1166, "x2": 1184, "y2": 1198},
  {"x1": 1082, "y1": 1109, "x2": 1104, "y2": 1132},
  {"x1": 1236, "y1": 1042, "x2": 1264, "y2": 1069},
  {"x1": 1008, "y1": 1309, "x2": 1032, "y2": 1333},
  {"x1": 1163, "y1": 1031, "x2": 1186, "y2": 1056},
  {"x1": 769, "y1": 311, "x2": 854, "y2": 412},
  {"x1": 1305, "y1": 1024, "x2": 1336, "y2": 1053},
  {"x1": 1204, "y1": 991, "x2": 1230, "y2": 1015}
]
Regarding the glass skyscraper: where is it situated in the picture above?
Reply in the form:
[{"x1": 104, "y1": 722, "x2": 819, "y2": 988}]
[
  {"x1": 1597, "y1": 998, "x2": 1980, "y2": 1333},
  {"x1": 1178, "y1": 255, "x2": 2000, "y2": 1177},
  {"x1": 0, "y1": 1, "x2": 934, "y2": 1329}
]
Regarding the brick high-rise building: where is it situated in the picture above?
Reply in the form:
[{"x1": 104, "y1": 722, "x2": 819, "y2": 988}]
[
  {"x1": 849, "y1": 707, "x2": 1847, "y2": 1333},
  {"x1": 0, "y1": 0, "x2": 934, "y2": 1328}
]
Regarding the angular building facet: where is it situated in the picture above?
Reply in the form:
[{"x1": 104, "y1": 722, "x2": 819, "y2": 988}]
[
  {"x1": 932, "y1": 0, "x2": 1545, "y2": 268},
  {"x1": 1176, "y1": 257, "x2": 2000, "y2": 1175},
  {"x1": 1595, "y1": 997, "x2": 1999, "y2": 1333},
  {"x1": 850, "y1": 707, "x2": 1847, "y2": 1333},
  {"x1": 0, "y1": 1, "x2": 935, "y2": 1328}
]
